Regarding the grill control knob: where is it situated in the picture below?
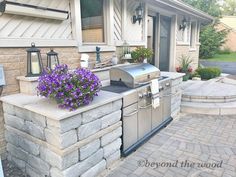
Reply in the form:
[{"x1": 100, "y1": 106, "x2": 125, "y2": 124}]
[
  {"x1": 165, "y1": 83, "x2": 170, "y2": 87},
  {"x1": 159, "y1": 86, "x2": 164, "y2": 91},
  {"x1": 139, "y1": 93, "x2": 144, "y2": 98}
]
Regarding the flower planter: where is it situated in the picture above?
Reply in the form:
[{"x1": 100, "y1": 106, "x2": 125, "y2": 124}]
[{"x1": 183, "y1": 74, "x2": 190, "y2": 81}]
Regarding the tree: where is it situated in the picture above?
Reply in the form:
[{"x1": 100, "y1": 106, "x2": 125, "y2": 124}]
[
  {"x1": 222, "y1": 0, "x2": 236, "y2": 15},
  {"x1": 199, "y1": 24, "x2": 228, "y2": 58},
  {"x1": 182, "y1": 0, "x2": 221, "y2": 17}
]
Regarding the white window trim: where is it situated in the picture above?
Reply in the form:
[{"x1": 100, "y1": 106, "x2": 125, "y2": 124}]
[
  {"x1": 71, "y1": 0, "x2": 114, "y2": 53},
  {"x1": 189, "y1": 20, "x2": 197, "y2": 50}
]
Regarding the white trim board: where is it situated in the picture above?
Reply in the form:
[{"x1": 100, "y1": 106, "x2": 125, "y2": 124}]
[
  {"x1": 0, "y1": 39, "x2": 77, "y2": 47},
  {"x1": 0, "y1": 159, "x2": 3, "y2": 177}
]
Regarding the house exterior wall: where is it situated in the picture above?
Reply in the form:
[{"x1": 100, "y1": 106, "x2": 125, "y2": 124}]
[
  {"x1": 0, "y1": 0, "x2": 76, "y2": 47},
  {"x1": 175, "y1": 15, "x2": 201, "y2": 70},
  {"x1": 175, "y1": 44, "x2": 200, "y2": 70},
  {"x1": 217, "y1": 18, "x2": 236, "y2": 52},
  {"x1": 223, "y1": 31, "x2": 236, "y2": 52}
]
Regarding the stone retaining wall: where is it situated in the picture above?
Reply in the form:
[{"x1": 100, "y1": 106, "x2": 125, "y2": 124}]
[
  {"x1": 3, "y1": 99, "x2": 122, "y2": 177},
  {"x1": 171, "y1": 77, "x2": 183, "y2": 117}
]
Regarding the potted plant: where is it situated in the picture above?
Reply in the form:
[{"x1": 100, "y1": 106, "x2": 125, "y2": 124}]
[
  {"x1": 131, "y1": 47, "x2": 153, "y2": 63},
  {"x1": 176, "y1": 55, "x2": 193, "y2": 81},
  {"x1": 37, "y1": 64, "x2": 101, "y2": 111}
]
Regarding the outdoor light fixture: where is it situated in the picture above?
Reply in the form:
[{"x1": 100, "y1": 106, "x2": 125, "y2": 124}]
[
  {"x1": 121, "y1": 41, "x2": 132, "y2": 63},
  {"x1": 132, "y1": 3, "x2": 144, "y2": 25},
  {"x1": 47, "y1": 49, "x2": 60, "y2": 70},
  {"x1": 26, "y1": 43, "x2": 43, "y2": 77},
  {"x1": 0, "y1": 1, "x2": 68, "y2": 20},
  {"x1": 179, "y1": 17, "x2": 187, "y2": 31}
]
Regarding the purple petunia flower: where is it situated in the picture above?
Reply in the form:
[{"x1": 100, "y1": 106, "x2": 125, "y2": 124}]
[{"x1": 37, "y1": 64, "x2": 101, "y2": 111}]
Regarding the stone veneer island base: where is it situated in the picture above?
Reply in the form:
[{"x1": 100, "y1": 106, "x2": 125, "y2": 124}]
[{"x1": 1, "y1": 91, "x2": 122, "y2": 177}]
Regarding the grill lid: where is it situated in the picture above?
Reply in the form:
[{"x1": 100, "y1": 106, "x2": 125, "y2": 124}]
[{"x1": 110, "y1": 63, "x2": 160, "y2": 88}]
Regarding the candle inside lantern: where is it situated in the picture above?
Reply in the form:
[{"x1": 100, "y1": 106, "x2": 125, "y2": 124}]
[{"x1": 31, "y1": 52, "x2": 40, "y2": 74}]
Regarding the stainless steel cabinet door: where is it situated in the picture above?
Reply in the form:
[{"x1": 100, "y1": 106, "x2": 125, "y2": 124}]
[
  {"x1": 138, "y1": 104, "x2": 152, "y2": 140},
  {"x1": 151, "y1": 98, "x2": 163, "y2": 130},
  {"x1": 123, "y1": 103, "x2": 138, "y2": 151}
]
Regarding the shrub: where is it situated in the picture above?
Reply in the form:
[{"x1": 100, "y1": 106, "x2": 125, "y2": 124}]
[
  {"x1": 196, "y1": 67, "x2": 221, "y2": 80},
  {"x1": 199, "y1": 24, "x2": 229, "y2": 59},
  {"x1": 37, "y1": 64, "x2": 101, "y2": 111},
  {"x1": 218, "y1": 47, "x2": 232, "y2": 54},
  {"x1": 131, "y1": 47, "x2": 153, "y2": 63},
  {"x1": 176, "y1": 55, "x2": 193, "y2": 73}
]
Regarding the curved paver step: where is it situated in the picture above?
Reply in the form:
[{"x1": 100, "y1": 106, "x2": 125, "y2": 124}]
[
  {"x1": 182, "y1": 95, "x2": 236, "y2": 103},
  {"x1": 181, "y1": 101, "x2": 236, "y2": 115},
  {"x1": 182, "y1": 78, "x2": 236, "y2": 103}
]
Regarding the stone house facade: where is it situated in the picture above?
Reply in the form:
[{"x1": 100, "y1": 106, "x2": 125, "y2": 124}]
[{"x1": 0, "y1": 0, "x2": 213, "y2": 158}]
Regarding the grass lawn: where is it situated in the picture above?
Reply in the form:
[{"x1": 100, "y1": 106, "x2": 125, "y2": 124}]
[{"x1": 201, "y1": 52, "x2": 236, "y2": 62}]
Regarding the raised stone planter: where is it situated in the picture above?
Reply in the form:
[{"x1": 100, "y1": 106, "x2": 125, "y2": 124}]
[
  {"x1": 161, "y1": 72, "x2": 185, "y2": 117},
  {"x1": 1, "y1": 91, "x2": 122, "y2": 177}
]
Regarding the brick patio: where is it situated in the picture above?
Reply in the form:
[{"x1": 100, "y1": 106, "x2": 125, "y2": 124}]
[{"x1": 104, "y1": 114, "x2": 236, "y2": 177}]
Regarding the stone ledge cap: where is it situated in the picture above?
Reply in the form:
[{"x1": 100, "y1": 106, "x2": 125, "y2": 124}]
[
  {"x1": 161, "y1": 72, "x2": 185, "y2": 80},
  {"x1": 16, "y1": 76, "x2": 39, "y2": 82},
  {"x1": 0, "y1": 91, "x2": 122, "y2": 121}
]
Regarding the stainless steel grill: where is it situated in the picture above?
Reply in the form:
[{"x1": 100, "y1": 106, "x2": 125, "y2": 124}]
[
  {"x1": 110, "y1": 63, "x2": 160, "y2": 88},
  {"x1": 102, "y1": 63, "x2": 172, "y2": 156}
]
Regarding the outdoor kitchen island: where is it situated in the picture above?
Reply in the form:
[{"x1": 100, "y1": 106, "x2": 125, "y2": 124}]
[{"x1": 0, "y1": 64, "x2": 184, "y2": 177}]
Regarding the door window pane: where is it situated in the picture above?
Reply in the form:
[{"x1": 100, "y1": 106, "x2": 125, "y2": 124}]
[{"x1": 80, "y1": 0, "x2": 104, "y2": 43}]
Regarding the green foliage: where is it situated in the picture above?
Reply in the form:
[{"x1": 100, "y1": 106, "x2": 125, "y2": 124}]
[
  {"x1": 182, "y1": 0, "x2": 221, "y2": 17},
  {"x1": 218, "y1": 47, "x2": 232, "y2": 54},
  {"x1": 131, "y1": 47, "x2": 153, "y2": 63},
  {"x1": 196, "y1": 67, "x2": 221, "y2": 80},
  {"x1": 222, "y1": 0, "x2": 236, "y2": 15},
  {"x1": 203, "y1": 52, "x2": 236, "y2": 62},
  {"x1": 199, "y1": 24, "x2": 229, "y2": 59},
  {"x1": 176, "y1": 55, "x2": 193, "y2": 73}
]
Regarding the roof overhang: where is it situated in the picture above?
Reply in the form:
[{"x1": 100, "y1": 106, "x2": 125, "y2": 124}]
[{"x1": 147, "y1": 0, "x2": 214, "y2": 23}]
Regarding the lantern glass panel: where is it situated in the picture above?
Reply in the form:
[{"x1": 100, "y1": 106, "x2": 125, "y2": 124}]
[
  {"x1": 31, "y1": 52, "x2": 40, "y2": 75},
  {"x1": 51, "y1": 56, "x2": 58, "y2": 69}
]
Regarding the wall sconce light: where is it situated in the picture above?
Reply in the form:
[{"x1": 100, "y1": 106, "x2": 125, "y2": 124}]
[
  {"x1": 26, "y1": 43, "x2": 44, "y2": 77},
  {"x1": 47, "y1": 49, "x2": 60, "y2": 70},
  {"x1": 132, "y1": 3, "x2": 144, "y2": 25},
  {"x1": 179, "y1": 18, "x2": 187, "y2": 31}
]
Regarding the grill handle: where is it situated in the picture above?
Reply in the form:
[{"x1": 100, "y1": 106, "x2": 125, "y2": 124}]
[
  {"x1": 123, "y1": 109, "x2": 138, "y2": 117},
  {"x1": 135, "y1": 77, "x2": 159, "y2": 86}
]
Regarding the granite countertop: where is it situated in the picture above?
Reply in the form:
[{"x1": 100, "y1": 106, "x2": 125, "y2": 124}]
[
  {"x1": 91, "y1": 63, "x2": 130, "y2": 72},
  {"x1": 0, "y1": 90, "x2": 122, "y2": 121},
  {"x1": 161, "y1": 72, "x2": 185, "y2": 80}
]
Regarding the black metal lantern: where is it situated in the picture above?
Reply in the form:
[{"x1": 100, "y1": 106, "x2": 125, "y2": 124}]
[
  {"x1": 132, "y1": 3, "x2": 144, "y2": 25},
  {"x1": 179, "y1": 18, "x2": 187, "y2": 31},
  {"x1": 26, "y1": 43, "x2": 43, "y2": 77},
  {"x1": 47, "y1": 49, "x2": 60, "y2": 69}
]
